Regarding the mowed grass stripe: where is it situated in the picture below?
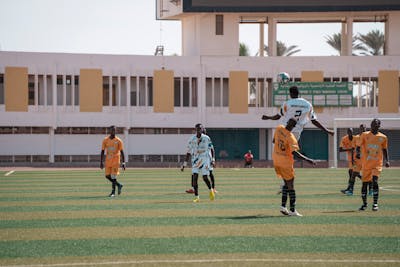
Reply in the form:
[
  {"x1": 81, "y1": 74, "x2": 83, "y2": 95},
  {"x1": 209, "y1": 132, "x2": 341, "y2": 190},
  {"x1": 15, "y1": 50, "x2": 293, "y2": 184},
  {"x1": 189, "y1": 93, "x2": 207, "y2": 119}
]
[
  {"x1": 2, "y1": 224, "x2": 399, "y2": 241},
  {"x1": 1, "y1": 201, "x2": 399, "y2": 213},
  {"x1": 0, "y1": 236, "x2": 398, "y2": 258},
  {"x1": 0, "y1": 197, "x2": 399, "y2": 210},
  {"x1": 1, "y1": 215, "x2": 399, "y2": 229}
]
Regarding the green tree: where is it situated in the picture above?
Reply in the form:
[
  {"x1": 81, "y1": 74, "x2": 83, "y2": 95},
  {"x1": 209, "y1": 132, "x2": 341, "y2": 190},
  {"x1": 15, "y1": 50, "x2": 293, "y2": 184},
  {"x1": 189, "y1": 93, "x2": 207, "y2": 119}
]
[
  {"x1": 239, "y1": 42, "x2": 250, "y2": 56},
  {"x1": 263, "y1": 41, "x2": 301, "y2": 56},
  {"x1": 324, "y1": 33, "x2": 365, "y2": 55},
  {"x1": 356, "y1": 30, "x2": 384, "y2": 55}
]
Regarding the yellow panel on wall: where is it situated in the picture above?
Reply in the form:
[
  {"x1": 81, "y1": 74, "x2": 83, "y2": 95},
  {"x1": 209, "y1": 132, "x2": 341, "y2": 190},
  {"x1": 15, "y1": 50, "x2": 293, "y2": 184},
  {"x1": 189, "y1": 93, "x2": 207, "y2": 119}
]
[
  {"x1": 153, "y1": 70, "x2": 174, "y2": 113},
  {"x1": 301, "y1": 71, "x2": 324, "y2": 82},
  {"x1": 5, "y1": 66, "x2": 28, "y2": 112},
  {"x1": 229, "y1": 71, "x2": 248, "y2": 114},
  {"x1": 79, "y1": 69, "x2": 103, "y2": 112},
  {"x1": 378, "y1": 70, "x2": 399, "y2": 113},
  {"x1": 301, "y1": 70, "x2": 324, "y2": 113}
]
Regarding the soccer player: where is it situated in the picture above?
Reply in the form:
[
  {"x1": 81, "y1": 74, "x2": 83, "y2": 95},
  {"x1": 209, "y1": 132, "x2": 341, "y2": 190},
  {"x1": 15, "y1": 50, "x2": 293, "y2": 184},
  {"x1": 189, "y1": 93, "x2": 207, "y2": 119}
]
[
  {"x1": 100, "y1": 125, "x2": 126, "y2": 197},
  {"x1": 262, "y1": 85, "x2": 333, "y2": 194},
  {"x1": 185, "y1": 127, "x2": 217, "y2": 194},
  {"x1": 244, "y1": 150, "x2": 254, "y2": 168},
  {"x1": 339, "y1": 128, "x2": 355, "y2": 194},
  {"x1": 342, "y1": 124, "x2": 367, "y2": 196},
  {"x1": 181, "y1": 123, "x2": 215, "y2": 202},
  {"x1": 262, "y1": 85, "x2": 334, "y2": 140},
  {"x1": 273, "y1": 118, "x2": 316, "y2": 217},
  {"x1": 356, "y1": 119, "x2": 390, "y2": 211}
]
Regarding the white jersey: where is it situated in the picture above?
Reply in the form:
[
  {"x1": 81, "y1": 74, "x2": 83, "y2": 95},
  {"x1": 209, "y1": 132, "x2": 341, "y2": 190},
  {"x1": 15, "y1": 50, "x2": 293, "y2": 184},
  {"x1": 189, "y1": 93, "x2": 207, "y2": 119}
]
[
  {"x1": 186, "y1": 133, "x2": 213, "y2": 175},
  {"x1": 279, "y1": 97, "x2": 316, "y2": 140}
]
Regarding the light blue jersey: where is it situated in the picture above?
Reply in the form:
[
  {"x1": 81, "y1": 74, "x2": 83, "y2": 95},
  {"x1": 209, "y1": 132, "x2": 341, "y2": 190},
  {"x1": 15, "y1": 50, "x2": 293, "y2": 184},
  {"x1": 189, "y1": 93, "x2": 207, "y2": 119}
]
[
  {"x1": 186, "y1": 133, "x2": 213, "y2": 175},
  {"x1": 279, "y1": 97, "x2": 316, "y2": 140}
]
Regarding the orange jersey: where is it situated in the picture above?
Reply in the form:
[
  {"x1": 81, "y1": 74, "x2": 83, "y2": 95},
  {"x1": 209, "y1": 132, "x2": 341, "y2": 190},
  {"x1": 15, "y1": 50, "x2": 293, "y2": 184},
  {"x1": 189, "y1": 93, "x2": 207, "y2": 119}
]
[
  {"x1": 340, "y1": 135, "x2": 353, "y2": 162},
  {"x1": 272, "y1": 125, "x2": 299, "y2": 167},
  {"x1": 359, "y1": 131, "x2": 387, "y2": 170},
  {"x1": 102, "y1": 136, "x2": 124, "y2": 168}
]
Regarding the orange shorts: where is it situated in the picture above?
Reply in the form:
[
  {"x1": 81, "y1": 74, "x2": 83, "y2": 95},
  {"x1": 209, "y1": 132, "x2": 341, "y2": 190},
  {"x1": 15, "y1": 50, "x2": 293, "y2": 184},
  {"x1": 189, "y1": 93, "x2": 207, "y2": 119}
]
[
  {"x1": 274, "y1": 165, "x2": 295, "y2": 180},
  {"x1": 362, "y1": 167, "x2": 382, "y2": 182},
  {"x1": 105, "y1": 166, "x2": 120, "y2": 176}
]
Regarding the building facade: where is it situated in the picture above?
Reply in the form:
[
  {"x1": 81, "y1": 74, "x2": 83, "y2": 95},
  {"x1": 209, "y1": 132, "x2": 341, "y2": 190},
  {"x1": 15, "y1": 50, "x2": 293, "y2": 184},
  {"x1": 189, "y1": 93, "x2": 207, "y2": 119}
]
[{"x1": 0, "y1": 1, "x2": 399, "y2": 166}]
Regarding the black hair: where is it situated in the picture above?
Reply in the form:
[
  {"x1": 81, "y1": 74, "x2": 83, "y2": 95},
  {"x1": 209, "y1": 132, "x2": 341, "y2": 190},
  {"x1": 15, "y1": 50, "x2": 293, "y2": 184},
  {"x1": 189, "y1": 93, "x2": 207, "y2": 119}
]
[
  {"x1": 195, "y1": 123, "x2": 203, "y2": 128},
  {"x1": 289, "y1": 86, "x2": 299, "y2": 96}
]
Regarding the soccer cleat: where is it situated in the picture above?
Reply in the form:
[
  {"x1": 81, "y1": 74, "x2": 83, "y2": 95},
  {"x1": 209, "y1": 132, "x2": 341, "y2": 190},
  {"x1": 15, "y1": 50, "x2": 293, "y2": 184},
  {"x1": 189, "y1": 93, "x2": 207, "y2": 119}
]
[
  {"x1": 372, "y1": 204, "x2": 379, "y2": 211},
  {"x1": 288, "y1": 210, "x2": 303, "y2": 217},
  {"x1": 209, "y1": 190, "x2": 215, "y2": 201},
  {"x1": 118, "y1": 184, "x2": 123, "y2": 195},
  {"x1": 340, "y1": 189, "x2": 348, "y2": 194},
  {"x1": 108, "y1": 193, "x2": 115, "y2": 198},
  {"x1": 280, "y1": 206, "x2": 289, "y2": 216},
  {"x1": 193, "y1": 197, "x2": 200, "y2": 203},
  {"x1": 359, "y1": 204, "x2": 368, "y2": 211},
  {"x1": 345, "y1": 190, "x2": 353, "y2": 196},
  {"x1": 185, "y1": 188, "x2": 195, "y2": 194}
]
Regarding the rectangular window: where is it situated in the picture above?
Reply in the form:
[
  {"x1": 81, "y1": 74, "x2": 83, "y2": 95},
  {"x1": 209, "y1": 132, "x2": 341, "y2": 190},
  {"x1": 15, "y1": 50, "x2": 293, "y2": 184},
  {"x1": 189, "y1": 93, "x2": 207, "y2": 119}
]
[
  {"x1": 174, "y1": 77, "x2": 181, "y2": 107},
  {"x1": 103, "y1": 76, "x2": 109, "y2": 106},
  {"x1": 216, "y1": 14, "x2": 224, "y2": 35},
  {"x1": 57, "y1": 75, "x2": 63, "y2": 105},
  {"x1": 147, "y1": 77, "x2": 153, "y2": 106},
  {"x1": 130, "y1": 76, "x2": 137, "y2": 106},
  {"x1": 28, "y1": 82, "x2": 35, "y2": 105},
  {"x1": 74, "y1": 75, "x2": 79, "y2": 105},
  {"x1": 0, "y1": 74, "x2": 3, "y2": 104},
  {"x1": 183, "y1": 78, "x2": 190, "y2": 107},
  {"x1": 191, "y1": 77, "x2": 198, "y2": 107},
  {"x1": 66, "y1": 75, "x2": 72, "y2": 105}
]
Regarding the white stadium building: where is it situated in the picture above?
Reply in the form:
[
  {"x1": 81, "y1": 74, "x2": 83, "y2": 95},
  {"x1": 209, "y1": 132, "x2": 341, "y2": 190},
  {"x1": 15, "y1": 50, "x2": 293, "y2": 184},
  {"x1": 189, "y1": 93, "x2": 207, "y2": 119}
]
[{"x1": 0, "y1": 0, "x2": 399, "y2": 167}]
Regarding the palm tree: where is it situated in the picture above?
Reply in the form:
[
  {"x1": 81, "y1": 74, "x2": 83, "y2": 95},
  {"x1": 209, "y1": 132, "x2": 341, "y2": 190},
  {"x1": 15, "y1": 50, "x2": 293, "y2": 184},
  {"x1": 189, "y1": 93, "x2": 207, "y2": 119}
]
[
  {"x1": 356, "y1": 30, "x2": 384, "y2": 56},
  {"x1": 239, "y1": 42, "x2": 250, "y2": 56},
  {"x1": 324, "y1": 33, "x2": 365, "y2": 55},
  {"x1": 263, "y1": 40, "x2": 301, "y2": 56}
]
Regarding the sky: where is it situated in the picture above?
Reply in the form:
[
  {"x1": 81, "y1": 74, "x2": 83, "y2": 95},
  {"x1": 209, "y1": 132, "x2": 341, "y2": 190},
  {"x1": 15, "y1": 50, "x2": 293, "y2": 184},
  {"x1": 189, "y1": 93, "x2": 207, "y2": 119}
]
[{"x1": 0, "y1": 0, "x2": 384, "y2": 56}]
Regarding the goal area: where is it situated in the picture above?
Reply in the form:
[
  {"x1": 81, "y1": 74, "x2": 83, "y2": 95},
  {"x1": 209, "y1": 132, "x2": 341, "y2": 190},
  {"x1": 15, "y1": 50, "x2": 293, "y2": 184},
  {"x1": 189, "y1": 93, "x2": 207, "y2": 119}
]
[{"x1": 333, "y1": 117, "x2": 400, "y2": 168}]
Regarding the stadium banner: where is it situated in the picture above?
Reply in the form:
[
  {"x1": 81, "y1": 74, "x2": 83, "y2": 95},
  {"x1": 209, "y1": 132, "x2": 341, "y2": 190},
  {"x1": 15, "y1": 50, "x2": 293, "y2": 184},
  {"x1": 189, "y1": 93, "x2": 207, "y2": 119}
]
[{"x1": 272, "y1": 82, "x2": 354, "y2": 107}]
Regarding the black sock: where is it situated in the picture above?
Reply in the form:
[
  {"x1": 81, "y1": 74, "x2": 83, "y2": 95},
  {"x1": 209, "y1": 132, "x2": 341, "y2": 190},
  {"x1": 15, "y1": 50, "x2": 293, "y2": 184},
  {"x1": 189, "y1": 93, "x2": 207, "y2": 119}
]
[
  {"x1": 288, "y1": 189, "x2": 296, "y2": 212},
  {"x1": 372, "y1": 176, "x2": 379, "y2": 205},
  {"x1": 281, "y1": 185, "x2": 288, "y2": 207},
  {"x1": 361, "y1": 182, "x2": 368, "y2": 205},
  {"x1": 111, "y1": 180, "x2": 116, "y2": 194},
  {"x1": 209, "y1": 171, "x2": 215, "y2": 189}
]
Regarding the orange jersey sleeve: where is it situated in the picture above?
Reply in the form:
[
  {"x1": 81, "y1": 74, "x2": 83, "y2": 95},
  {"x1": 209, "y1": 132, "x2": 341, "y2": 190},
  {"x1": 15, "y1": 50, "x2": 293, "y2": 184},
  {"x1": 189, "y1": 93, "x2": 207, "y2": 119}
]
[{"x1": 340, "y1": 135, "x2": 353, "y2": 162}]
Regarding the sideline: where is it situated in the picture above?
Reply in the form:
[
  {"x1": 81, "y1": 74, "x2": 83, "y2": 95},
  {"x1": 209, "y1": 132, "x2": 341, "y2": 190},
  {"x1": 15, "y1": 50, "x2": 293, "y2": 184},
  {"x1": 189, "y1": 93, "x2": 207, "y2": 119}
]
[{"x1": 3, "y1": 258, "x2": 400, "y2": 267}]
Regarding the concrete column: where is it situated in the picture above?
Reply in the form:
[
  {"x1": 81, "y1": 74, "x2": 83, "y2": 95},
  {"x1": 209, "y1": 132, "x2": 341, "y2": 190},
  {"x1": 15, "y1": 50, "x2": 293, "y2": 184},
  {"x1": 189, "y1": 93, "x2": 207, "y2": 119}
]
[
  {"x1": 259, "y1": 23, "x2": 265, "y2": 57},
  {"x1": 268, "y1": 17, "x2": 277, "y2": 56},
  {"x1": 267, "y1": 128, "x2": 274, "y2": 160},
  {"x1": 49, "y1": 127, "x2": 55, "y2": 163},
  {"x1": 328, "y1": 133, "x2": 335, "y2": 168},
  {"x1": 259, "y1": 128, "x2": 266, "y2": 160}
]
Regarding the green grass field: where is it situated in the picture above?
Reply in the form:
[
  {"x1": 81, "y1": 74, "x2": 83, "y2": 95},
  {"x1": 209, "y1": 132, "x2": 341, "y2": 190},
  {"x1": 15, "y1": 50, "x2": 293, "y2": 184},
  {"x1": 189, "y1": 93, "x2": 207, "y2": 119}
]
[{"x1": 0, "y1": 167, "x2": 399, "y2": 267}]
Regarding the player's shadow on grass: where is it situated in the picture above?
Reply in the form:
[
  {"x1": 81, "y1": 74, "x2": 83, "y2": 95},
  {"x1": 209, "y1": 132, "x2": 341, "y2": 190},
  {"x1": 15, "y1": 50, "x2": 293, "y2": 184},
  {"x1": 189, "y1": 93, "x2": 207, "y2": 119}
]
[
  {"x1": 222, "y1": 215, "x2": 282, "y2": 220},
  {"x1": 321, "y1": 210, "x2": 357, "y2": 213}
]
